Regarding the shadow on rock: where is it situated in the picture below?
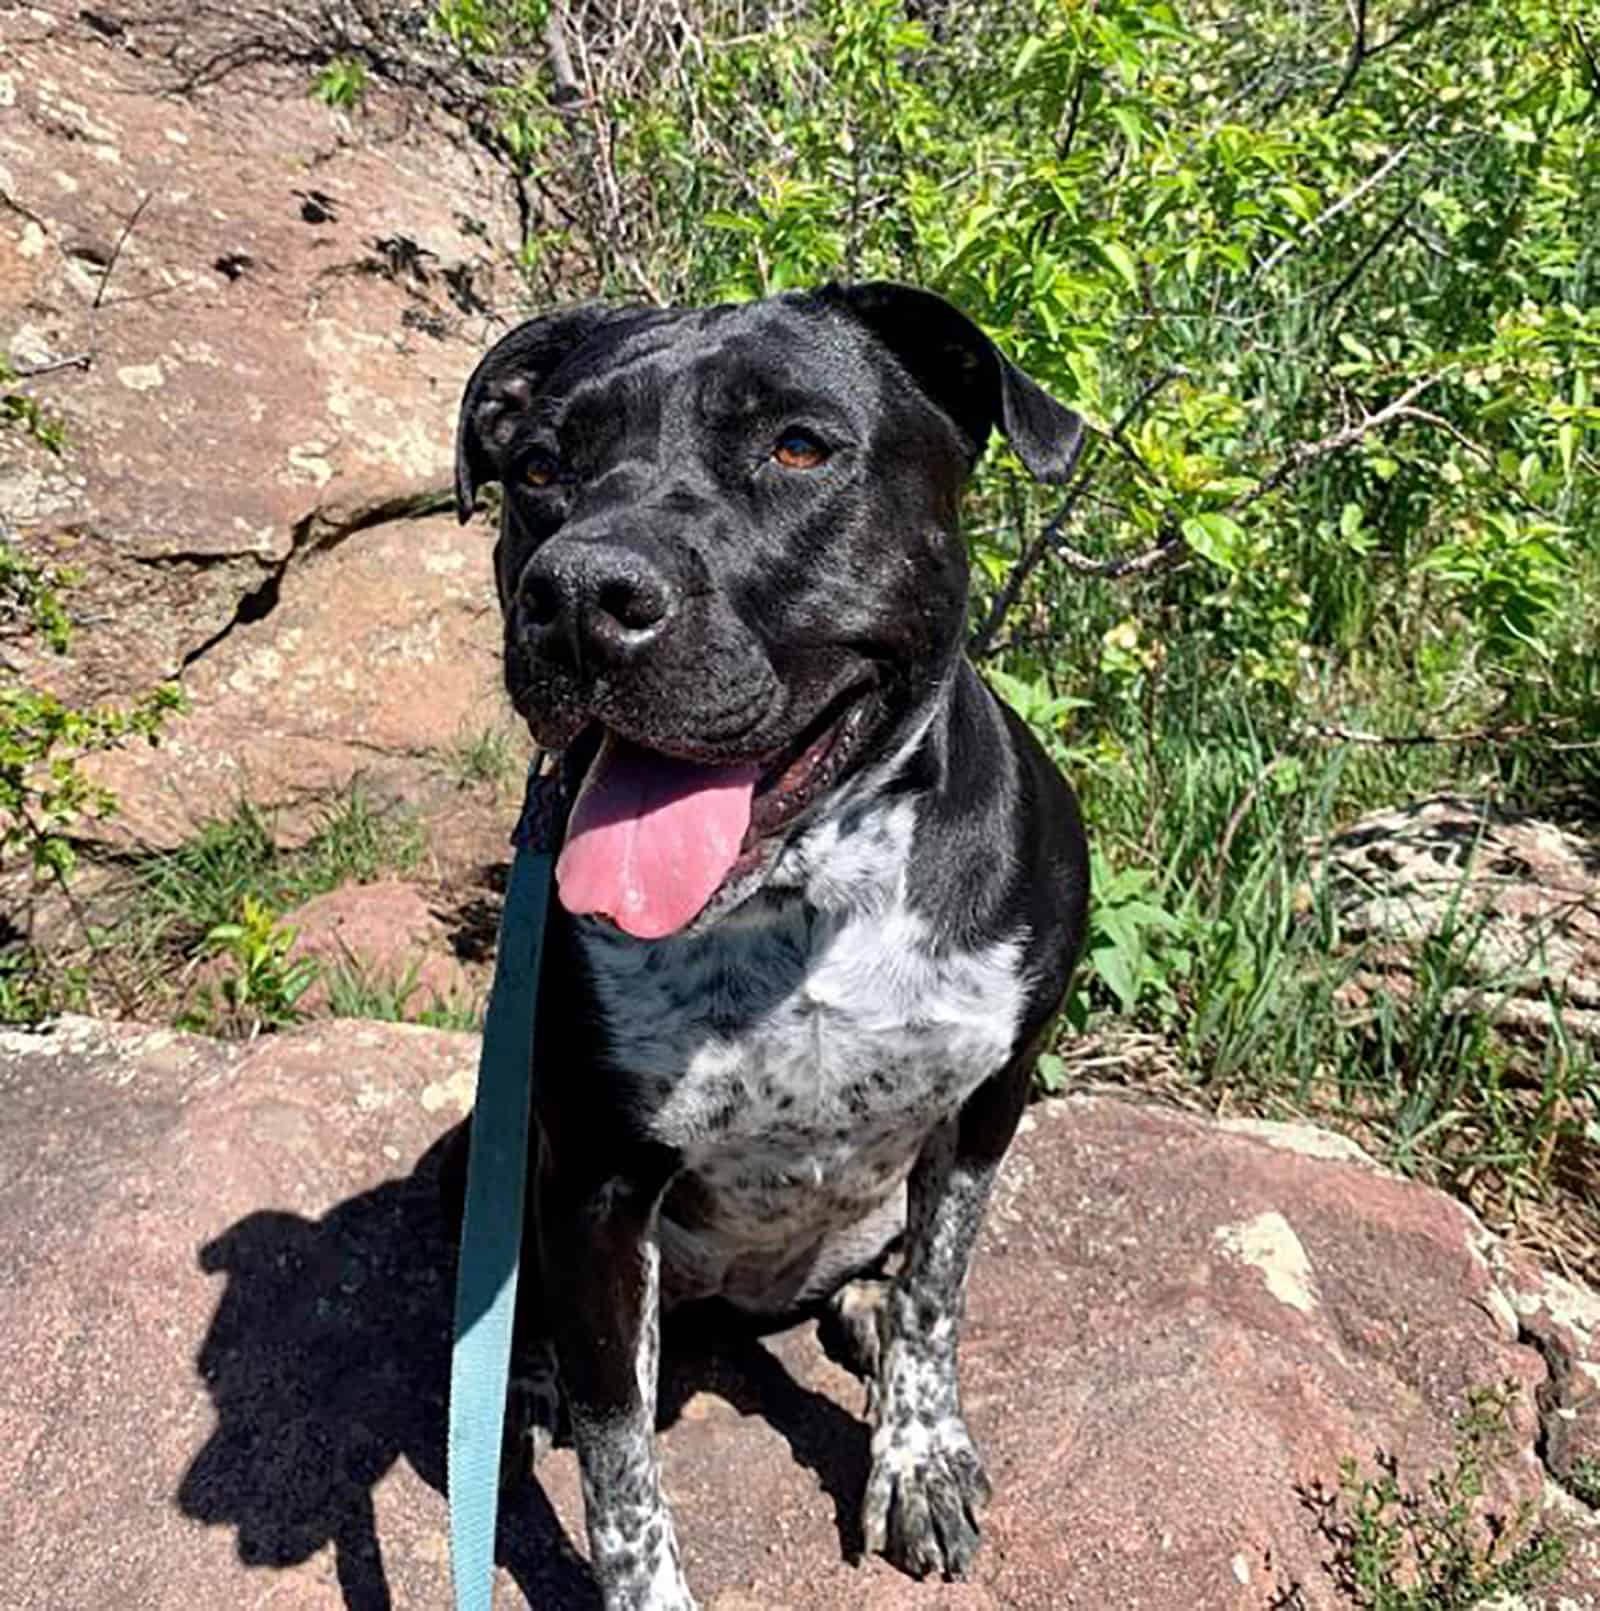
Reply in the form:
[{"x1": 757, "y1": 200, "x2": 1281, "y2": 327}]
[
  {"x1": 177, "y1": 1123, "x2": 872, "y2": 1609},
  {"x1": 176, "y1": 1126, "x2": 597, "y2": 1611}
]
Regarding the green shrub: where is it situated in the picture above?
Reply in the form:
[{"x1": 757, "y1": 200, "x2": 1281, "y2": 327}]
[
  {"x1": 418, "y1": 0, "x2": 1597, "y2": 1250},
  {"x1": 1300, "y1": 1383, "x2": 1568, "y2": 1609}
]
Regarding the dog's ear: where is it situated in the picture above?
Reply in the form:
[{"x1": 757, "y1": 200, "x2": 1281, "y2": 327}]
[
  {"x1": 826, "y1": 281, "x2": 1085, "y2": 484},
  {"x1": 454, "y1": 306, "x2": 645, "y2": 523}
]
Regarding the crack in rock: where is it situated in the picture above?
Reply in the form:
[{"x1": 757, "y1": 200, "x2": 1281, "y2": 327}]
[{"x1": 176, "y1": 485, "x2": 454, "y2": 670}]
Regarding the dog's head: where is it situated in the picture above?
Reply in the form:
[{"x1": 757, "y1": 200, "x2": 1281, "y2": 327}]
[{"x1": 455, "y1": 282, "x2": 1082, "y2": 939}]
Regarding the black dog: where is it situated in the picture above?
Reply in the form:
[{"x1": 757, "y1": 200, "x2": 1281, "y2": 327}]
[{"x1": 454, "y1": 282, "x2": 1090, "y2": 1609}]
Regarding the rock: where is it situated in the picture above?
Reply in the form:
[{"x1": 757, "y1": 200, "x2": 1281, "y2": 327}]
[
  {"x1": 79, "y1": 501, "x2": 527, "y2": 849},
  {"x1": 0, "y1": 4, "x2": 544, "y2": 926},
  {"x1": 0, "y1": 0, "x2": 521, "y2": 701},
  {"x1": 279, "y1": 878, "x2": 480, "y2": 1019},
  {"x1": 2, "y1": 1017, "x2": 1596, "y2": 1609},
  {"x1": 1317, "y1": 794, "x2": 1600, "y2": 1049}
]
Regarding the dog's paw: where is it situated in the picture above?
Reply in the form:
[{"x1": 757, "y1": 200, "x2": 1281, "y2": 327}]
[
  {"x1": 862, "y1": 1416, "x2": 992, "y2": 1581},
  {"x1": 500, "y1": 1342, "x2": 567, "y2": 1484}
]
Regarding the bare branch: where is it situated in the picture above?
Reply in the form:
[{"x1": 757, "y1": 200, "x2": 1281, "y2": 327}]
[
  {"x1": 9, "y1": 352, "x2": 92, "y2": 378},
  {"x1": 1232, "y1": 372, "x2": 1444, "y2": 515},
  {"x1": 1296, "y1": 718, "x2": 1595, "y2": 749},
  {"x1": 543, "y1": 3, "x2": 582, "y2": 105},
  {"x1": 1254, "y1": 139, "x2": 1413, "y2": 282},
  {"x1": 1323, "y1": 0, "x2": 1368, "y2": 115},
  {"x1": 1365, "y1": 0, "x2": 1474, "y2": 63},
  {"x1": 1210, "y1": 753, "x2": 1292, "y2": 910},
  {"x1": 93, "y1": 192, "x2": 151, "y2": 312},
  {"x1": 1573, "y1": 17, "x2": 1600, "y2": 99},
  {"x1": 1319, "y1": 179, "x2": 1430, "y2": 310},
  {"x1": 968, "y1": 367, "x2": 1186, "y2": 658}
]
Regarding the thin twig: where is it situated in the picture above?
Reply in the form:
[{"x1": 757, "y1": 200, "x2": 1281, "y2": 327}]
[
  {"x1": 1320, "y1": 188, "x2": 1423, "y2": 310},
  {"x1": 1295, "y1": 718, "x2": 1592, "y2": 748},
  {"x1": 1255, "y1": 139, "x2": 1413, "y2": 282},
  {"x1": 1364, "y1": 0, "x2": 1473, "y2": 63},
  {"x1": 1058, "y1": 62, "x2": 1089, "y2": 161},
  {"x1": 1574, "y1": 18, "x2": 1600, "y2": 97},
  {"x1": 14, "y1": 804, "x2": 141, "y2": 1017},
  {"x1": 1232, "y1": 372, "x2": 1443, "y2": 515},
  {"x1": 9, "y1": 352, "x2": 92, "y2": 378},
  {"x1": 1323, "y1": 0, "x2": 1368, "y2": 115},
  {"x1": 968, "y1": 367, "x2": 1185, "y2": 657},
  {"x1": 93, "y1": 191, "x2": 151, "y2": 311},
  {"x1": 1210, "y1": 754, "x2": 1290, "y2": 910}
]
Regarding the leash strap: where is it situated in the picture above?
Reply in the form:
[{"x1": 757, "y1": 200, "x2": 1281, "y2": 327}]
[{"x1": 448, "y1": 770, "x2": 561, "y2": 1611}]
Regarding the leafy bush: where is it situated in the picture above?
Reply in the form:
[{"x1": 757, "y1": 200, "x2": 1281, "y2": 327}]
[
  {"x1": 1, "y1": 540, "x2": 183, "y2": 1019},
  {"x1": 436, "y1": 0, "x2": 1596, "y2": 777},
  {"x1": 413, "y1": 0, "x2": 1598, "y2": 1251}
]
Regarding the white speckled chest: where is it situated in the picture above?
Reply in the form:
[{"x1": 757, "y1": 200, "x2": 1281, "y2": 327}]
[{"x1": 575, "y1": 796, "x2": 1029, "y2": 1313}]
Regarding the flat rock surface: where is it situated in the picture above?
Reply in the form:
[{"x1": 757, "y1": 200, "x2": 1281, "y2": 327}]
[
  {"x1": 1, "y1": 0, "x2": 538, "y2": 881},
  {"x1": 280, "y1": 878, "x2": 481, "y2": 1018},
  {"x1": 2, "y1": 1017, "x2": 1597, "y2": 1609},
  {"x1": 0, "y1": 0, "x2": 520, "y2": 699},
  {"x1": 80, "y1": 503, "x2": 522, "y2": 849}
]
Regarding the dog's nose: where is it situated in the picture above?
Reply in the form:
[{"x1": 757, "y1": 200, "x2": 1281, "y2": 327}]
[{"x1": 519, "y1": 541, "x2": 676, "y2": 666}]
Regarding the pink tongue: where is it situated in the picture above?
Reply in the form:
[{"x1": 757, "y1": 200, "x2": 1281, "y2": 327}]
[{"x1": 556, "y1": 733, "x2": 762, "y2": 940}]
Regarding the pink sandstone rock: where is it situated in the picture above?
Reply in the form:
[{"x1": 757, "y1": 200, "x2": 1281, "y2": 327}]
[{"x1": 1, "y1": 1017, "x2": 1595, "y2": 1609}]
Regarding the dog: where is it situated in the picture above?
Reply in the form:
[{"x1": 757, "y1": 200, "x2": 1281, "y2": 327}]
[{"x1": 453, "y1": 281, "x2": 1090, "y2": 1609}]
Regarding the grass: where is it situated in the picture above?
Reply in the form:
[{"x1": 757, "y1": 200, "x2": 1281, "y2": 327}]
[
  {"x1": 322, "y1": 953, "x2": 483, "y2": 1031},
  {"x1": 1050, "y1": 669, "x2": 1600, "y2": 1288},
  {"x1": 129, "y1": 784, "x2": 423, "y2": 942},
  {"x1": 64, "y1": 782, "x2": 428, "y2": 1025},
  {"x1": 440, "y1": 722, "x2": 519, "y2": 793}
]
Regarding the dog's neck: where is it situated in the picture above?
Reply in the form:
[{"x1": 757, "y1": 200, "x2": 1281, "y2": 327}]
[{"x1": 756, "y1": 667, "x2": 957, "y2": 919}]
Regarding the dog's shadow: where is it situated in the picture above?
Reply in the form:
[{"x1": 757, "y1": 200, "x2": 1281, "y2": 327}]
[{"x1": 176, "y1": 1124, "x2": 870, "y2": 1611}]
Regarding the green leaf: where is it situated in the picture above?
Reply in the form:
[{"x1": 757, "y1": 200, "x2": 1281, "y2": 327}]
[
  {"x1": 1180, "y1": 512, "x2": 1245, "y2": 572},
  {"x1": 1035, "y1": 1051, "x2": 1067, "y2": 1094},
  {"x1": 1093, "y1": 942, "x2": 1141, "y2": 1012},
  {"x1": 1098, "y1": 240, "x2": 1140, "y2": 297},
  {"x1": 1557, "y1": 422, "x2": 1577, "y2": 477}
]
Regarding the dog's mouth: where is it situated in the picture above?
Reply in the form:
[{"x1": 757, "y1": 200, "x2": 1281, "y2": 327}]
[{"x1": 555, "y1": 682, "x2": 880, "y2": 940}]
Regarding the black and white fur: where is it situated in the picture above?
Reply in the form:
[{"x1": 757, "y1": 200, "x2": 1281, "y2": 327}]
[{"x1": 453, "y1": 282, "x2": 1090, "y2": 1609}]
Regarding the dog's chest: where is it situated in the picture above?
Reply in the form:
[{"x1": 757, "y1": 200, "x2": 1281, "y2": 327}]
[{"x1": 573, "y1": 801, "x2": 1027, "y2": 1296}]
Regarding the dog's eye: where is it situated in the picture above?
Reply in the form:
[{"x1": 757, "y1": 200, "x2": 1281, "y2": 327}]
[
  {"x1": 773, "y1": 429, "x2": 829, "y2": 471},
  {"x1": 522, "y1": 453, "x2": 562, "y2": 489}
]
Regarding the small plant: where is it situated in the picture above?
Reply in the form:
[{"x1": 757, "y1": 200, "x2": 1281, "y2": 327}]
[
  {"x1": 131, "y1": 785, "x2": 423, "y2": 949},
  {"x1": 1301, "y1": 1382, "x2": 1567, "y2": 1609},
  {"x1": 0, "y1": 541, "x2": 73, "y2": 653},
  {"x1": 1569, "y1": 1456, "x2": 1600, "y2": 1510},
  {"x1": 1, "y1": 538, "x2": 184, "y2": 1020},
  {"x1": 1, "y1": 541, "x2": 184, "y2": 883},
  {"x1": 182, "y1": 896, "x2": 319, "y2": 1038},
  {"x1": 444, "y1": 723, "x2": 516, "y2": 791},
  {"x1": 1033, "y1": 1049, "x2": 1069, "y2": 1095},
  {"x1": 311, "y1": 56, "x2": 369, "y2": 110},
  {"x1": 0, "y1": 944, "x2": 87, "y2": 1025},
  {"x1": 1066, "y1": 843, "x2": 1203, "y2": 1027},
  {"x1": 117, "y1": 785, "x2": 425, "y2": 1027},
  {"x1": 1, "y1": 358, "x2": 67, "y2": 456}
]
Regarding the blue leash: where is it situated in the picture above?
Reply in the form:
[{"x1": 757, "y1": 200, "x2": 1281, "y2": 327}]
[{"x1": 448, "y1": 770, "x2": 561, "y2": 1611}]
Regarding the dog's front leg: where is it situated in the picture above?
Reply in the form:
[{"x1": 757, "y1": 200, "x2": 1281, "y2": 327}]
[
  {"x1": 541, "y1": 1151, "x2": 696, "y2": 1611},
  {"x1": 863, "y1": 1056, "x2": 1031, "y2": 1581}
]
